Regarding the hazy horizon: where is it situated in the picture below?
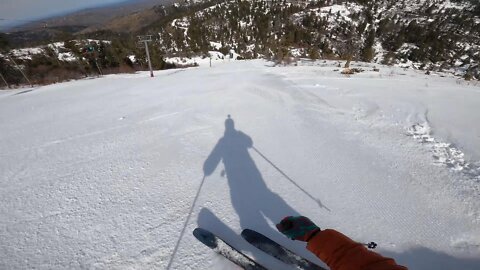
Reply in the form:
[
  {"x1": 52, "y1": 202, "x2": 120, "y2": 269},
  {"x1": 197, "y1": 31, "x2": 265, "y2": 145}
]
[{"x1": 0, "y1": 0, "x2": 133, "y2": 30}]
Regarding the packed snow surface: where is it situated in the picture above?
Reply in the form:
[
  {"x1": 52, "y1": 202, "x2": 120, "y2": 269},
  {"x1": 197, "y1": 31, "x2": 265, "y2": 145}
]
[{"x1": 1, "y1": 60, "x2": 480, "y2": 270}]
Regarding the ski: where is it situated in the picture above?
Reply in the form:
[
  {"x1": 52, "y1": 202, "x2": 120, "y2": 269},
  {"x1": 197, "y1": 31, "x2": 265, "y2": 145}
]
[
  {"x1": 193, "y1": 228, "x2": 268, "y2": 270},
  {"x1": 241, "y1": 229, "x2": 327, "y2": 270}
]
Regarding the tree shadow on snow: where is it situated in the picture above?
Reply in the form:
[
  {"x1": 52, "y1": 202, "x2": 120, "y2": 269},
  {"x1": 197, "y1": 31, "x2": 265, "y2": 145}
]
[
  {"x1": 197, "y1": 115, "x2": 325, "y2": 265},
  {"x1": 385, "y1": 247, "x2": 480, "y2": 270}
]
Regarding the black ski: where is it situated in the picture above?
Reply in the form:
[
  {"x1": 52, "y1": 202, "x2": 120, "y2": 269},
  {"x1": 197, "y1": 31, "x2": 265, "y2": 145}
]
[
  {"x1": 193, "y1": 228, "x2": 268, "y2": 270},
  {"x1": 241, "y1": 229, "x2": 327, "y2": 270}
]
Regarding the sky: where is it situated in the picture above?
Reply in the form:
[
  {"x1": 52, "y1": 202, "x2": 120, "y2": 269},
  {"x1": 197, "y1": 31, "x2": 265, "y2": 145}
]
[{"x1": 0, "y1": 0, "x2": 130, "y2": 30}]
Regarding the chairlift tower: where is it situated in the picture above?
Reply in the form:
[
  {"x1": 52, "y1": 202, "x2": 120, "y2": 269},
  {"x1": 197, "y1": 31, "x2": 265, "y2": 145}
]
[{"x1": 137, "y1": 35, "x2": 154, "y2": 77}]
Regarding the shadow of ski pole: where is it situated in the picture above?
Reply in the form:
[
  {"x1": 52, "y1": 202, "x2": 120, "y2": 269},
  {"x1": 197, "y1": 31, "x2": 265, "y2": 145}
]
[
  {"x1": 166, "y1": 175, "x2": 207, "y2": 269},
  {"x1": 252, "y1": 146, "x2": 331, "y2": 212}
]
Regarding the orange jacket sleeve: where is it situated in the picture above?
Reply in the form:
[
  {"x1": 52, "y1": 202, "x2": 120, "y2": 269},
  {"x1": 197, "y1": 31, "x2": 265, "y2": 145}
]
[{"x1": 307, "y1": 229, "x2": 407, "y2": 270}]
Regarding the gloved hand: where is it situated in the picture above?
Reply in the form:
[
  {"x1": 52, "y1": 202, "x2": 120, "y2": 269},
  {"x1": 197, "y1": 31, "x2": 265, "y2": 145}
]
[{"x1": 276, "y1": 216, "x2": 320, "y2": 242}]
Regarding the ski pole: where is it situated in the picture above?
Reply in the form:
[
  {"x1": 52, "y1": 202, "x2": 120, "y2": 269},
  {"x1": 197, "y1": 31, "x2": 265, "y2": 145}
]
[{"x1": 252, "y1": 146, "x2": 330, "y2": 212}]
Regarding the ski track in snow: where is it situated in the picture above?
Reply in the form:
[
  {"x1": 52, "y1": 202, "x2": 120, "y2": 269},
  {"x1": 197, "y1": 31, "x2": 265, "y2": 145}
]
[{"x1": 1, "y1": 60, "x2": 480, "y2": 270}]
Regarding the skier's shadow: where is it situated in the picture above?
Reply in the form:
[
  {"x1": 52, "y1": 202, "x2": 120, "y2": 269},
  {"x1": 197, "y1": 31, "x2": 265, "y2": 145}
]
[{"x1": 198, "y1": 115, "x2": 323, "y2": 267}]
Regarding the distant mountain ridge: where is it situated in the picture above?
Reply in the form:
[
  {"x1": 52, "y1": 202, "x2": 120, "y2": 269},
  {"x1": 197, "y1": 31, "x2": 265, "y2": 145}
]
[
  {"x1": 7, "y1": 0, "x2": 172, "y2": 32},
  {"x1": 1, "y1": 0, "x2": 479, "y2": 88}
]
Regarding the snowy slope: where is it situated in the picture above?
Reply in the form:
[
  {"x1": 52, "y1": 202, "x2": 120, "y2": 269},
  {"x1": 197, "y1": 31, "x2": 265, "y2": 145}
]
[{"x1": 1, "y1": 60, "x2": 479, "y2": 270}]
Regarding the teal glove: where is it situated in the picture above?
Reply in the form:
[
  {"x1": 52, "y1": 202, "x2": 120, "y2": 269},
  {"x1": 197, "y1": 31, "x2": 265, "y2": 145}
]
[{"x1": 276, "y1": 216, "x2": 320, "y2": 242}]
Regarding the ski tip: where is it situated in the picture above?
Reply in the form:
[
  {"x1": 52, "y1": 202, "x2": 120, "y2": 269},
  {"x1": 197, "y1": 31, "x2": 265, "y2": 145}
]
[
  {"x1": 193, "y1": 228, "x2": 217, "y2": 249},
  {"x1": 241, "y1": 228, "x2": 267, "y2": 243},
  {"x1": 240, "y1": 228, "x2": 254, "y2": 238}
]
